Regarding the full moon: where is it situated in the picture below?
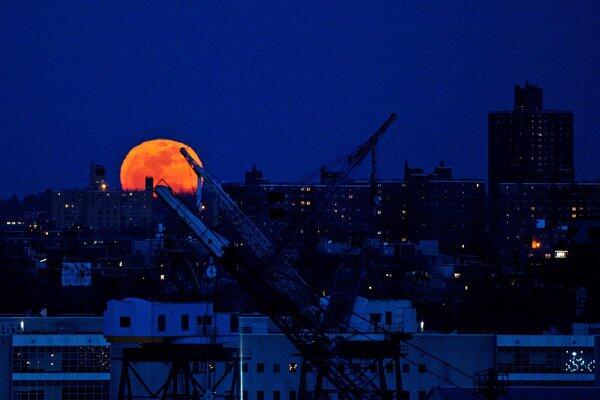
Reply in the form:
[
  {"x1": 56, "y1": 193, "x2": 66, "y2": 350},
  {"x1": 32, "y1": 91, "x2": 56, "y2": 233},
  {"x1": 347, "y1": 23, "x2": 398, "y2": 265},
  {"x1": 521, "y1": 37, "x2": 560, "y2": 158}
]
[{"x1": 120, "y1": 139, "x2": 202, "y2": 194}]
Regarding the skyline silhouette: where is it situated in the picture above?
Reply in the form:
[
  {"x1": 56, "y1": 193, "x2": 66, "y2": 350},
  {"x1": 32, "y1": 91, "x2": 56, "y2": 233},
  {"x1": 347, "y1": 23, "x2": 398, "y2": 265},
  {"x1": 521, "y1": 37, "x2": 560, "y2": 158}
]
[{"x1": 2, "y1": 1, "x2": 600, "y2": 197}]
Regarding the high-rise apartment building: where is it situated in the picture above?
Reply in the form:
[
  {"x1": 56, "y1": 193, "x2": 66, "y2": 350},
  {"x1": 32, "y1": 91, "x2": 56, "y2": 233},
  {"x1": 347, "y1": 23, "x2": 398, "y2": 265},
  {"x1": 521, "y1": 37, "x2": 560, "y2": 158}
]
[
  {"x1": 488, "y1": 82, "x2": 574, "y2": 183},
  {"x1": 488, "y1": 83, "x2": 600, "y2": 264}
]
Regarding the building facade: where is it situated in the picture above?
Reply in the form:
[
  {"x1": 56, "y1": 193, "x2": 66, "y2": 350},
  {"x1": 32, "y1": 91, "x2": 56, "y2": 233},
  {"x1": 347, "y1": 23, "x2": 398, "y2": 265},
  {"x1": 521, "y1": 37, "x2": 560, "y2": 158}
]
[
  {"x1": 491, "y1": 182, "x2": 600, "y2": 263},
  {"x1": 220, "y1": 163, "x2": 485, "y2": 256},
  {"x1": 49, "y1": 189, "x2": 153, "y2": 234},
  {"x1": 48, "y1": 164, "x2": 153, "y2": 234},
  {"x1": 486, "y1": 83, "x2": 600, "y2": 264},
  {"x1": 496, "y1": 335, "x2": 597, "y2": 387},
  {"x1": 488, "y1": 82, "x2": 574, "y2": 184},
  {"x1": 0, "y1": 316, "x2": 110, "y2": 400},
  {"x1": 402, "y1": 162, "x2": 485, "y2": 255}
]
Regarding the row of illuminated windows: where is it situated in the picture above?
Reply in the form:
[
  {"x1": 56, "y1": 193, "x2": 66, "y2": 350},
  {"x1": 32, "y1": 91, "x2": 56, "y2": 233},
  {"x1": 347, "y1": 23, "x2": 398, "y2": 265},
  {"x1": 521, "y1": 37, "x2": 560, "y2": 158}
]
[
  {"x1": 497, "y1": 346, "x2": 595, "y2": 373},
  {"x1": 13, "y1": 346, "x2": 110, "y2": 373}
]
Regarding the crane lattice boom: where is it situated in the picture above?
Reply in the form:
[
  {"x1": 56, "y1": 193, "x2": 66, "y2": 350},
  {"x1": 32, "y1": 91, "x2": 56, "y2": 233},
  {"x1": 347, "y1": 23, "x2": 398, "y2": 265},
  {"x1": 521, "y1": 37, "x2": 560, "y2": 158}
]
[
  {"x1": 156, "y1": 115, "x2": 401, "y2": 399},
  {"x1": 180, "y1": 148, "x2": 273, "y2": 259}
]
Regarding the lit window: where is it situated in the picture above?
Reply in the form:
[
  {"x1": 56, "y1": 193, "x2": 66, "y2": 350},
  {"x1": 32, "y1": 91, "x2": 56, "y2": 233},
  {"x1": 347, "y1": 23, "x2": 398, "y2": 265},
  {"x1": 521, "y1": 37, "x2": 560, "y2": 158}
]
[{"x1": 555, "y1": 250, "x2": 568, "y2": 259}]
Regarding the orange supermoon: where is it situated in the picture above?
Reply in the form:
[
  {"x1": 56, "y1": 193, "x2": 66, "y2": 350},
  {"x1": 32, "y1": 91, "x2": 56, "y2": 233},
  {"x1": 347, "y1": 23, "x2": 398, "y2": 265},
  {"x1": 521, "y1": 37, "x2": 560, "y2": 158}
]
[{"x1": 120, "y1": 139, "x2": 202, "y2": 194}]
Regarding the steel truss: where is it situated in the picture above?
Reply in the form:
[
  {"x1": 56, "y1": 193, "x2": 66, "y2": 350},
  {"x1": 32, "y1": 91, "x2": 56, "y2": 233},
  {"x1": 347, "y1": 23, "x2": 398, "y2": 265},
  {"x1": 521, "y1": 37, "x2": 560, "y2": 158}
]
[{"x1": 117, "y1": 344, "x2": 240, "y2": 400}]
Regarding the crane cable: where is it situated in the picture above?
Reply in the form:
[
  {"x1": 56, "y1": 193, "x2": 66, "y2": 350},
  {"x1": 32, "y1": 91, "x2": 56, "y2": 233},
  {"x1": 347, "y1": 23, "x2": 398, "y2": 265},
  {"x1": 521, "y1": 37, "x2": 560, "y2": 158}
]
[{"x1": 316, "y1": 295, "x2": 483, "y2": 398}]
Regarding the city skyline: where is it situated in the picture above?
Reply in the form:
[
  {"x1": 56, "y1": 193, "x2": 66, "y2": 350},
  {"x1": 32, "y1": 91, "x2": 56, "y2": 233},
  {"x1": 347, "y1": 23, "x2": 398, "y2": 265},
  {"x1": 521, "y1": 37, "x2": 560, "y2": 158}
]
[
  {"x1": 2, "y1": 2, "x2": 600, "y2": 197},
  {"x1": 2, "y1": 3, "x2": 600, "y2": 397},
  {"x1": 0, "y1": 79, "x2": 596, "y2": 198}
]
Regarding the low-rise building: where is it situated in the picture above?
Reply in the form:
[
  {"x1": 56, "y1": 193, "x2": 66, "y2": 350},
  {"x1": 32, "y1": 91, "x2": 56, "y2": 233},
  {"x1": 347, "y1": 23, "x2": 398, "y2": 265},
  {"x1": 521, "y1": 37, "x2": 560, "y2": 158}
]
[
  {"x1": 0, "y1": 316, "x2": 110, "y2": 400},
  {"x1": 102, "y1": 298, "x2": 600, "y2": 400}
]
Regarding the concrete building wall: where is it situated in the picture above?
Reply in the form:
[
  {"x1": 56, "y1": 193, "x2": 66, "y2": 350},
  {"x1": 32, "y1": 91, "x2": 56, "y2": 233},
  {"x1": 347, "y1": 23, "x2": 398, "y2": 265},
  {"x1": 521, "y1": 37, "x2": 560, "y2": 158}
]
[{"x1": 404, "y1": 334, "x2": 495, "y2": 400}]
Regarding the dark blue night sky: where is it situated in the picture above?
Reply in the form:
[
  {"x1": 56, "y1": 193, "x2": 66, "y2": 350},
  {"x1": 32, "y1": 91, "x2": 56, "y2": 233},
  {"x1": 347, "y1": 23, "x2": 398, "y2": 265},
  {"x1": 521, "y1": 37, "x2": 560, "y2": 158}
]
[{"x1": 1, "y1": 1, "x2": 599, "y2": 197}]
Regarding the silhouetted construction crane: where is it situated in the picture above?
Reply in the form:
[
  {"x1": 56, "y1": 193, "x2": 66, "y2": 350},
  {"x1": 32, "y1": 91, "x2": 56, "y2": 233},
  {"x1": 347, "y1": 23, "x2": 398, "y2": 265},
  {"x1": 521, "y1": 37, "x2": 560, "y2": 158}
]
[{"x1": 156, "y1": 115, "x2": 410, "y2": 399}]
